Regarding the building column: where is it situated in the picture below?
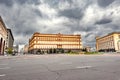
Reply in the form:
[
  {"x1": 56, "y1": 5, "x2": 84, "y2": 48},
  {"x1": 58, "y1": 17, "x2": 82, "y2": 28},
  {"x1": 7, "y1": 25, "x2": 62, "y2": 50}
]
[
  {"x1": 117, "y1": 40, "x2": 120, "y2": 50},
  {"x1": 2, "y1": 41, "x2": 5, "y2": 55},
  {"x1": 0, "y1": 38, "x2": 3, "y2": 55}
]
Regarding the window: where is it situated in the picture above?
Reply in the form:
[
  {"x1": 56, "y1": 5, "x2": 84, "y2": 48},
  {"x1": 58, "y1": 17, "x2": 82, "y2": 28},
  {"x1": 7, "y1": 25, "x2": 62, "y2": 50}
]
[{"x1": 119, "y1": 35, "x2": 120, "y2": 39}]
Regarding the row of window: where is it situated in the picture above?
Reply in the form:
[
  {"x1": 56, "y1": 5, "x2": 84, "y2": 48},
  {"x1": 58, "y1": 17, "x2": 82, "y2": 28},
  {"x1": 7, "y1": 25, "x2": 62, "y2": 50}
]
[
  {"x1": 119, "y1": 35, "x2": 120, "y2": 39},
  {"x1": 98, "y1": 36, "x2": 114, "y2": 43},
  {"x1": 98, "y1": 41, "x2": 115, "y2": 50},
  {"x1": 33, "y1": 45, "x2": 80, "y2": 49},
  {"x1": 33, "y1": 41, "x2": 80, "y2": 44},
  {"x1": 34, "y1": 37, "x2": 80, "y2": 41}
]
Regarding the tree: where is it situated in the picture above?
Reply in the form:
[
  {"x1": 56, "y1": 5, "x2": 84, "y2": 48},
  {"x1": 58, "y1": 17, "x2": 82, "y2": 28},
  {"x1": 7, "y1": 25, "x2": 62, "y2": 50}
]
[
  {"x1": 37, "y1": 49, "x2": 41, "y2": 54},
  {"x1": 53, "y1": 48, "x2": 56, "y2": 53},
  {"x1": 68, "y1": 49, "x2": 71, "y2": 53},
  {"x1": 7, "y1": 48, "x2": 13, "y2": 55},
  {"x1": 49, "y1": 48, "x2": 52, "y2": 54},
  {"x1": 61, "y1": 49, "x2": 64, "y2": 53}
]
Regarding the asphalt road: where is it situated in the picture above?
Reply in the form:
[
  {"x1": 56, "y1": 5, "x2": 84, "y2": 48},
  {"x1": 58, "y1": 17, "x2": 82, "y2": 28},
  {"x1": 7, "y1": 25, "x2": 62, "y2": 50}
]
[{"x1": 0, "y1": 54, "x2": 120, "y2": 80}]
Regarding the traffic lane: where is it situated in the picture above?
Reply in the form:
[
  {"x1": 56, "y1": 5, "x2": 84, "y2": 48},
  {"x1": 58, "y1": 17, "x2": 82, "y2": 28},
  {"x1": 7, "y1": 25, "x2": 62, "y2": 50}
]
[
  {"x1": 57, "y1": 67, "x2": 119, "y2": 80},
  {"x1": 0, "y1": 71, "x2": 59, "y2": 80},
  {"x1": 0, "y1": 55, "x2": 120, "y2": 80},
  {"x1": 1, "y1": 65, "x2": 119, "y2": 80}
]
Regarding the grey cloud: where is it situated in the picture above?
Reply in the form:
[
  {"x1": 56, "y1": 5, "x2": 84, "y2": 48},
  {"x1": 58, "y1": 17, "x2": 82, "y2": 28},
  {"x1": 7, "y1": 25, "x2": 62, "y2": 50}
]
[
  {"x1": 0, "y1": 0, "x2": 41, "y2": 7},
  {"x1": 0, "y1": 0, "x2": 120, "y2": 48},
  {"x1": 17, "y1": 0, "x2": 41, "y2": 5},
  {"x1": 43, "y1": 0, "x2": 73, "y2": 7},
  {"x1": 59, "y1": 8, "x2": 84, "y2": 20},
  {"x1": 95, "y1": 18, "x2": 112, "y2": 25},
  {"x1": 33, "y1": 9, "x2": 42, "y2": 17},
  {"x1": 110, "y1": 24, "x2": 120, "y2": 30},
  {"x1": 97, "y1": 0, "x2": 115, "y2": 7},
  {"x1": 0, "y1": 0, "x2": 13, "y2": 7}
]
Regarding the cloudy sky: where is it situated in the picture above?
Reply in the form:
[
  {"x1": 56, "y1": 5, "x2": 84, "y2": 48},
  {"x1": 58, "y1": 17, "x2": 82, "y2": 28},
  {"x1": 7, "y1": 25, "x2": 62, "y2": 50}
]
[{"x1": 0, "y1": 0, "x2": 120, "y2": 47}]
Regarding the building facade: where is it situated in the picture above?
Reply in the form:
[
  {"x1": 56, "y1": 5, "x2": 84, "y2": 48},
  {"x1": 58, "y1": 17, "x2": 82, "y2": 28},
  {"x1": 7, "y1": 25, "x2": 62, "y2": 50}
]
[
  {"x1": 96, "y1": 32, "x2": 120, "y2": 52},
  {"x1": 6, "y1": 29, "x2": 14, "y2": 49},
  {"x1": 0, "y1": 16, "x2": 7, "y2": 55},
  {"x1": 24, "y1": 44, "x2": 29, "y2": 54},
  {"x1": 13, "y1": 45, "x2": 19, "y2": 53},
  {"x1": 29, "y1": 32, "x2": 82, "y2": 54}
]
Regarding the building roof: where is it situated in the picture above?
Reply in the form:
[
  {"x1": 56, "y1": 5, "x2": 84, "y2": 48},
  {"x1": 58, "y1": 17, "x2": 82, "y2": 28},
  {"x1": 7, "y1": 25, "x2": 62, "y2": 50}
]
[
  {"x1": 96, "y1": 32, "x2": 120, "y2": 40},
  {"x1": 29, "y1": 32, "x2": 81, "y2": 41},
  {"x1": 7, "y1": 29, "x2": 14, "y2": 41},
  {"x1": 108, "y1": 32, "x2": 120, "y2": 35},
  {"x1": 33, "y1": 32, "x2": 81, "y2": 36}
]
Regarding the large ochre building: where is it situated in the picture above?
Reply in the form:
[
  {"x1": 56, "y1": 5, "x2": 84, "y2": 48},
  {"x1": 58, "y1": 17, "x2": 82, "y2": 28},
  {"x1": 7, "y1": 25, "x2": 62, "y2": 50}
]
[
  {"x1": 29, "y1": 32, "x2": 82, "y2": 54},
  {"x1": 96, "y1": 32, "x2": 120, "y2": 52}
]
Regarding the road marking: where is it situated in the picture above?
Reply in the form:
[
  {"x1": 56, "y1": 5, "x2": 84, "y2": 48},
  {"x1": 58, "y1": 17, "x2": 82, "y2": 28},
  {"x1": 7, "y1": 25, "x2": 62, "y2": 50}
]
[
  {"x1": 60, "y1": 62, "x2": 72, "y2": 65},
  {"x1": 0, "y1": 64, "x2": 8, "y2": 66},
  {"x1": 0, "y1": 67, "x2": 10, "y2": 69},
  {"x1": 0, "y1": 74, "x2": 6, "y2": 77},
  {"x1": 76, "y1": 66, "x2": 92, "y2": 69}
]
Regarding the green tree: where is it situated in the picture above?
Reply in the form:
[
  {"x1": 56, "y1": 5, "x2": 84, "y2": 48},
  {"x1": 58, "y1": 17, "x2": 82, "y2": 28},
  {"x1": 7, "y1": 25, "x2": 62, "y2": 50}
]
[
  {"x1": 68, "y1": 49, "x2": 71, "y2": 53},
  {"x1": 49, "y1": 48, "x2": 52, "y2": 54},
  {"x1": 7, "y1": 48, "x2": 13, "y2": 55},
  {"x1": 61, "y1": 49, "x2": 64, "y2": 53},
  {"x1": 37, "y1": 49, "x2": 41, "y2": 54},
  {"x1": 53, "y1": 48, "x2": 56, "y2": 53}
]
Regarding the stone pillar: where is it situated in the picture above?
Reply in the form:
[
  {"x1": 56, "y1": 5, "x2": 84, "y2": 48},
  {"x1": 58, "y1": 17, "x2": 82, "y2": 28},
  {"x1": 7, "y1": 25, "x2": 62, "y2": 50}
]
[
  {"x1": 0, "y1": 38, "x2": 3, "y2": 55},
  {"x1": 2, "y1": 40, "x2": 5, "y2": 55}
]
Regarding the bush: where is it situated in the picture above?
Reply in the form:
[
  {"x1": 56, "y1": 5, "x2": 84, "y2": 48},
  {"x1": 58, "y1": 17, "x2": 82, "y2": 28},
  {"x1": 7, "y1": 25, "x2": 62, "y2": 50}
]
[
  {"x1": 67, "y1": 51, "x2": 80, "y2": 55},
  {"x1": 84, "y1": 52, "x2": 101, "y2": 55},
  {"x1": 67, "y1": 49, "x2": 71, "y2": 53},
  {"x1": 7, "y1": 48, "x2": 13, "y2": 55},
  {"x1": 61, "y1": 49, "x2": 64, "y2": 53}
]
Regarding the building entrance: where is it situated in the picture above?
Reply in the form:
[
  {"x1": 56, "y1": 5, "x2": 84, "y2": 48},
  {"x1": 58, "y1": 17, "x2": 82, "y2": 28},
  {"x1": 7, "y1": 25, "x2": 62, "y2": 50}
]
[
  {"x1": 57, "y1": 44, "x2": 62, "y2": 48},
  {"x1": 0, "y1": 38, "x2": 3, "y2": 55}
]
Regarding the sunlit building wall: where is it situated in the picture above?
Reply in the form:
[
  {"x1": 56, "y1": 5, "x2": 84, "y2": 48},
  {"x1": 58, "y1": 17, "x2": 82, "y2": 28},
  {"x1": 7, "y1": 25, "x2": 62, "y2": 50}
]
[
  {"x1": 29, "y1": 32, "x2": 82, "y2": 54},
  {"x1": 96, "y1": 32, "x2": 120, "y2": 52},
  {"x1": 0, "y1": 16, "x2": 7, "y2": 55}
]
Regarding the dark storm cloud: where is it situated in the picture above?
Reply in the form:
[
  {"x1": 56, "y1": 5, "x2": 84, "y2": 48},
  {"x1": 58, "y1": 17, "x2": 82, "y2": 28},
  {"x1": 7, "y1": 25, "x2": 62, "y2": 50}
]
[
  {"x1": 44, "y1": 0, "x2": 73, "y2": 7},
  {"x1": 97, "y1": 0, "x2": 115, "y2": 7},
  {"x1": 17, "y1": 0, "x2": 41, "y2": 5},
  {"x1": 110, "y1": 25, "x2": 120, "y2": 30},
  {"x1": 0, "y1": 0, "x2": 13, "y2": 6},
  {"x1": 14, "y1": 22, "x2": 37, "y2": 36},
  {"x1": 59, "y1": 8, "x2": 84, "y2": 20},
  {"x1": 0, "y1": 0, "x2": 41, "y2": 7},
  {"x1": 33, "y1": 9, "x2": 42, "y2": 17},
  {"x1": 95, "y1": 18, "x2": 112, "y2": 25},
  {"x1": 0, "y1": 0, "x2": 120, "y2": 48}
]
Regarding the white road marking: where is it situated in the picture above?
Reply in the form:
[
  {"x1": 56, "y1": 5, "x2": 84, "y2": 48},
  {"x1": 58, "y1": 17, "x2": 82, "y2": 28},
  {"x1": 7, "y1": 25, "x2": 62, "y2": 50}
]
[
  {"x1": 0, "y1": 74, "x2": 6, "y2": 77},
  {"x1": 60, "y1": 62, "x2": 72, "y2": 65},
  {"x1": 76, "y1": 66, "x2": 92, "y2": 69},
  {"x1": 0, "y1": 64, "x2": 8, "y2": 66},
  {"x1": 0, "y1": 67, "x2": 10, "y2": 69}
]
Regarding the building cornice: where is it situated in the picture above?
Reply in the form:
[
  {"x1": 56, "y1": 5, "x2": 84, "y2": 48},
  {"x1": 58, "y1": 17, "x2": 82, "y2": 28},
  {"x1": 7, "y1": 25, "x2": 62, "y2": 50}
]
[
  {"x1": 0, "y1": 16, "x2": 7, "y2": 32},
  {"x1": 96, "y1": 32, "x2": 120, "y2": 40}
]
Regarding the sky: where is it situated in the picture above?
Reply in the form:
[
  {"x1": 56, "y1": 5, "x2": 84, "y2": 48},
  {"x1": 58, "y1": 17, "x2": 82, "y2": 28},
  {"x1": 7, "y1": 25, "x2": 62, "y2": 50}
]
[{"x1": 0, "y1": 0, "x2": 120, "y2": 48}]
